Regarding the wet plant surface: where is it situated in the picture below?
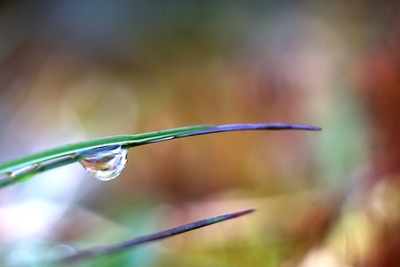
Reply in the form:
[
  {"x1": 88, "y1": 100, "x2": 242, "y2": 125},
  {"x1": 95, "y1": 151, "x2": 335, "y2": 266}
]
[
  {"x1": 0, "y1": 123, "x2": 320, "y2": 265},
  {"x1": 0, "y1": 123, "x2": 320, "y2": 186}
]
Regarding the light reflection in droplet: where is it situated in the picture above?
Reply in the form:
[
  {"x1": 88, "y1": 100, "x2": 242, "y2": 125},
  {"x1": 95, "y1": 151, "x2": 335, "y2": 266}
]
[{"x1": 78, "y1": 145, "x2": 128, "y2": 181}]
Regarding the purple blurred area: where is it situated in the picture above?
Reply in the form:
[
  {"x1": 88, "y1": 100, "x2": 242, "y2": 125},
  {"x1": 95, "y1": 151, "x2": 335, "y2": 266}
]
[{"x1": 1, "y1": 1, "x2": 400, "y2": 266}]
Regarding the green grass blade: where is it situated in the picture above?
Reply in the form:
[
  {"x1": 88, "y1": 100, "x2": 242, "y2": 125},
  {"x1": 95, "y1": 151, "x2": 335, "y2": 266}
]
[
  {"x1": 0, "y1": 125, "x2": 212, "y2": 175},
  {"x1": 0, "y1": 123, "x2": 321, "y2": 187}
]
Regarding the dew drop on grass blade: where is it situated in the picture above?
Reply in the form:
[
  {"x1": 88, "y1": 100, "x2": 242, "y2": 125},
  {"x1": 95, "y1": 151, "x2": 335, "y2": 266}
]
[
  {"x1": 74, "y1": 123, "x2": 321, "y2": 180},
  {"x1": 0, "y1": 123, "x2": 321, "y2": 183},
  {"x1": 76, "y1": 145, "x2": 129, "y2": 181}
]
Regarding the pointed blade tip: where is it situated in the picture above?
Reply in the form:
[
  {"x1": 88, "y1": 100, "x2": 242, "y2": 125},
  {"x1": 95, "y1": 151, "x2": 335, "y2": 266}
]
[
  {"x1": 293, "y1": 125, "x2": 321, "y2": 131},
  {"x1": 310, "y1": 126, "x2": 322, "y2": 131},
  {"x1": 232, "y1": 207, "x2": 256, "y2": 217}
]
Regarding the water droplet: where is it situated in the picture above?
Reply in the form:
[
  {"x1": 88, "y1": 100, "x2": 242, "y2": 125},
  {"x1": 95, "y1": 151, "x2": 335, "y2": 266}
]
[
  {"x1": 146, "y1": 136, "x2": 174, "y2": 144},
  {"x1": 46, "y1": 244, "x2": 76, "y2": 261},
  {"x1": 10, "y1": 164, "x2": 41, "y2": 182},
  {"x1": 78, "y1": 145, "x2": 128, "y2": 181}
]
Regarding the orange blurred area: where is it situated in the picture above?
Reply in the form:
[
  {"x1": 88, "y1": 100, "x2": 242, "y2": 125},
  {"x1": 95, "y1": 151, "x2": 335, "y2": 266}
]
[{"x1": 0, "y1": 1, "x2": 400, "y2": 266}]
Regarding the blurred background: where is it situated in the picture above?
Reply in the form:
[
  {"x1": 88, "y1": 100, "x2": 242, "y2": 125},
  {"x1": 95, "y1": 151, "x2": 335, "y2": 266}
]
[{"x1": 0, "y1": 0, "x2": 399, "y2": 266}]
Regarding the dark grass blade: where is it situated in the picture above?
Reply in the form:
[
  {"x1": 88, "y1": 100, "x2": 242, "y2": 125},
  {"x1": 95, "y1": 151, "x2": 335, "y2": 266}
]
[
  {"x1": 174, "y1": 123, "x2": 321, "y2": 138},
  {"x1": 45, "y1": 208, "x2": 255, "y2": 265}
]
